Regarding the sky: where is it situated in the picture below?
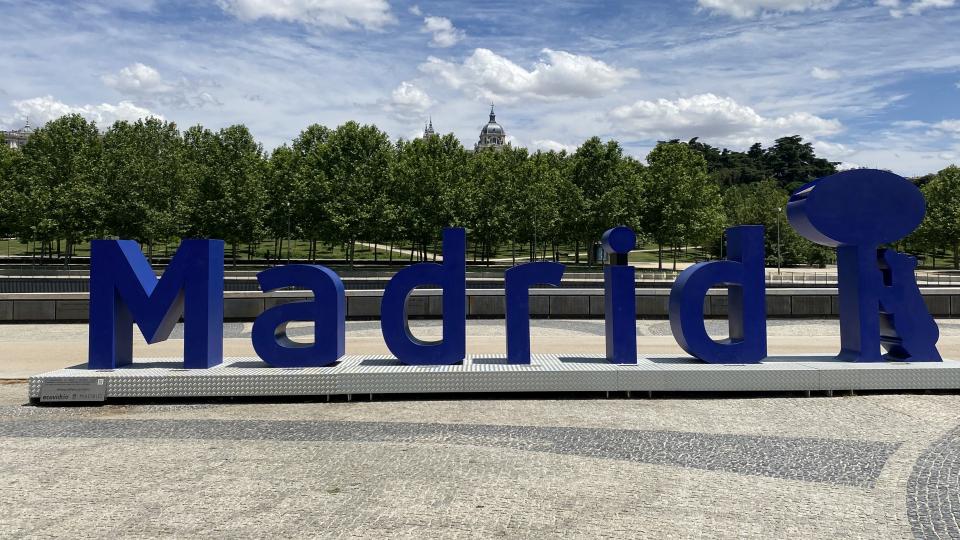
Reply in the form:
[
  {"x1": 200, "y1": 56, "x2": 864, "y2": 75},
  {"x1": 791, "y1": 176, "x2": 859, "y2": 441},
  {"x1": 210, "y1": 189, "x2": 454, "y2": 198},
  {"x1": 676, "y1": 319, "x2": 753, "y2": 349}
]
[{"x1": 0, "y1": 0, "x2": 958, "y2": 176}]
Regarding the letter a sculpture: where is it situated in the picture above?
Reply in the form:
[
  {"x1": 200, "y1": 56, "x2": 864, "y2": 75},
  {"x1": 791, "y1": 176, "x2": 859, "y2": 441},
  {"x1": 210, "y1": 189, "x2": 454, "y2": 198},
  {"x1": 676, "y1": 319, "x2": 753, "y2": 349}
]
[{"x1": 787, "y1": 169, "x2": 941, "y2": 362}]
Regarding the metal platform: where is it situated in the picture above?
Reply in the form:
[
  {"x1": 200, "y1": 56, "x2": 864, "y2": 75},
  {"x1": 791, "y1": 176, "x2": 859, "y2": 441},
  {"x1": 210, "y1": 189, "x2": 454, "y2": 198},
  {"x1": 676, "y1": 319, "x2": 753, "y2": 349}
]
[{"x1": 27, "y1": 355, "x2": 960, "y2": 402}]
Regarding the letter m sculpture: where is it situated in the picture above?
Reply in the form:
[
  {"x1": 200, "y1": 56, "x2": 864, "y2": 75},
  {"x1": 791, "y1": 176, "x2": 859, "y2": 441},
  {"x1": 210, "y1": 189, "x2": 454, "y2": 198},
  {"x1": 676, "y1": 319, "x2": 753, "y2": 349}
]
[{"x1": 88, "y1": 239, "x2": 224, "y2": 369}]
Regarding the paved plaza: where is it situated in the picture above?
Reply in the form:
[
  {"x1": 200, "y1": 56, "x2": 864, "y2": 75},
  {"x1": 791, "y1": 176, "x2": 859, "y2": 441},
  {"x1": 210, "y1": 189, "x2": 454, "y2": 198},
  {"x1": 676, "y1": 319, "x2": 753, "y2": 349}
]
[{"x1": 2, "y1": 320, "x2": 960, "y2": 538}]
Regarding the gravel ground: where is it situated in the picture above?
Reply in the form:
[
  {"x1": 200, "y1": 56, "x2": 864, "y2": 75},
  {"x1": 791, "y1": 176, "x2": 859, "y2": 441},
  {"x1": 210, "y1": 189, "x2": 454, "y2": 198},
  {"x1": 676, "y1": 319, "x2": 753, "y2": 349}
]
[
  {"x1": 1, "y1": 382, "x2": 959, "y2": 539},
  {"x1": 3, "y1": 319, "x2": 960, "y2": 538}
]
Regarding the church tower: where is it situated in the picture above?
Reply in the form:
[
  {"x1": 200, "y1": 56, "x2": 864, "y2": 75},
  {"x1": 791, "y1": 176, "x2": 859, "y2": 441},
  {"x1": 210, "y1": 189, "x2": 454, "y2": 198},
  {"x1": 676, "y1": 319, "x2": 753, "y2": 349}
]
[{"x1": 422, "y1": 117, "x2": 436, "y2": 138}]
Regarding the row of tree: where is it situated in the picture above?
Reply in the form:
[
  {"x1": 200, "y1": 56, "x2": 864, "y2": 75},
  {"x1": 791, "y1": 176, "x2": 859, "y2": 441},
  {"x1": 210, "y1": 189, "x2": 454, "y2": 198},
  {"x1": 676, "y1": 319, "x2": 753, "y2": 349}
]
[{"x1": 1, "y1": 114, "x2": 954, "y2": 268}]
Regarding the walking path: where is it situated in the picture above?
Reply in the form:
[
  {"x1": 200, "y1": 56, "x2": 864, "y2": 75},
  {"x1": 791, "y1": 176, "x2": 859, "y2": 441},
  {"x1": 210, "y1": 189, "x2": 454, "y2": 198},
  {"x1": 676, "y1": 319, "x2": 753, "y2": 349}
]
[{"x1": 5, "y1": 319, "x2": 960, "y2": 379}]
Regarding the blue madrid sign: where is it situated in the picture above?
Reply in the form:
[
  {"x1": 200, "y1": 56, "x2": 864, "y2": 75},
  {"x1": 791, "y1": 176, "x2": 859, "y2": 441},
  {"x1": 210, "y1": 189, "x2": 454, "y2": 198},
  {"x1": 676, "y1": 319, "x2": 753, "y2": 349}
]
[{"x1": 87, "y1": 169, "x2": 941, "y2": 369}]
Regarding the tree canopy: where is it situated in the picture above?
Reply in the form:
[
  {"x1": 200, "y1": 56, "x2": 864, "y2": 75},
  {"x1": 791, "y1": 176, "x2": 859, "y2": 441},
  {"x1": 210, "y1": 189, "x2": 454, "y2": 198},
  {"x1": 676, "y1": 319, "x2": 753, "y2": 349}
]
[{"x1": 4, "y1": 114, "x2": 943, "y2": 269}]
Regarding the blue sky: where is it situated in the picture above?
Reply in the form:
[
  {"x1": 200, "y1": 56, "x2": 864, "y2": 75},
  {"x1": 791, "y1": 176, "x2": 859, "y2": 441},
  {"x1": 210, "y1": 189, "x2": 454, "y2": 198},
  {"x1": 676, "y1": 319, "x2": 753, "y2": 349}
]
[{"x1": 0, "y1": 0, "x2": 958, "y2": 175}]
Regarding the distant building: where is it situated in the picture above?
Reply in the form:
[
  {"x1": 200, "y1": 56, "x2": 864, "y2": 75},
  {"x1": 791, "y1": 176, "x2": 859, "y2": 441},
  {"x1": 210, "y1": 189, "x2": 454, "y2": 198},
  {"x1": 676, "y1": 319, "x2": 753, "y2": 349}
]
[
  {"x1": 1, "y1": 121, "x2": 33, "y2": 149},
  {"x1": 475, "y1": 105, "x2": 506, "y2": 151},
  {"x1": 422, "y1": 117, "x2": 437, "y2": 138}
]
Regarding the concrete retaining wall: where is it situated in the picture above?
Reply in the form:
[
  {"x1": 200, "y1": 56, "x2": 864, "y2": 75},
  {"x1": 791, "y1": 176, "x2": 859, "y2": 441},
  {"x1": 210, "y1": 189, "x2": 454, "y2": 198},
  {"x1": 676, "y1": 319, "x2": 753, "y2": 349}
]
[{"x1": 3, "y1": 288, "x2": 960, "y2": 322}]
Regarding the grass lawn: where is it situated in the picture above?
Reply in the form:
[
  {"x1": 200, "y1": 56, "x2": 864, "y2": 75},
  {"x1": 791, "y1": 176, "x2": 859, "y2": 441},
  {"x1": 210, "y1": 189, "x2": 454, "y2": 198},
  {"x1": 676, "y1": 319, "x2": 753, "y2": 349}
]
[{"x1": 2, "y1": 237, "x2": 956, "y2": 271}]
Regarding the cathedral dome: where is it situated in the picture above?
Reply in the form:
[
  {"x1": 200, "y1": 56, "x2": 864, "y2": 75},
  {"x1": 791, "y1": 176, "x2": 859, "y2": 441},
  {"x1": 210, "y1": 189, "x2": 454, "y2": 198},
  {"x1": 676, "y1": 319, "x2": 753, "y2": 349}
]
[
  {"x1": 475, "y1": 105, "x2": 506, "y2": 151},
  {"x1": 481, "y1": 120, "x2": 503, "y2": 135}
]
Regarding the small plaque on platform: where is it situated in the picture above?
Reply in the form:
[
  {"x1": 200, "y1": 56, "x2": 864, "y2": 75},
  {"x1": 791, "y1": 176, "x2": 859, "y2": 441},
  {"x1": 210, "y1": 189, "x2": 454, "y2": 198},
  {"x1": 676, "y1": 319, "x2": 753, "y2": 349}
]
[{"x1": 39, "y1": 378, "x2": 107, "y2": 403}]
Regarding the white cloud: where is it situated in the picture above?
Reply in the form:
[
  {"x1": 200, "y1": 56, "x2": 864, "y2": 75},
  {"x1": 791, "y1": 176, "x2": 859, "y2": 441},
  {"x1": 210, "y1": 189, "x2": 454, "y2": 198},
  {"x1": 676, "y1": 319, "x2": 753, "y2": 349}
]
[
  {"x1": 879, "y1": 0, "x2": 956, "y2": 17},
  {"x1": 102, "y1": 63, "x2": 220, "y2": 108},
  {"x1": 408, "y1": 5, "x2": 421, "y2": 16},
  {"x1": 383, "y1": 81, "x2": 433, "y2": 119},
  {"x1": 608, "y1": 93, "x2": 842, "y2": 146},
  {"x1": 102, "y1": 62, "x2": 166, "y2": 93},
  {"x1": 810, "y1": 67, "x2": 841, "y2": 80},
  {"x1": 932, "y1": 119, "x2": 960, "y2": 135},
  {"x1": 10, "y1": 95, "x2": 161, "y2": 127},
  {"x1": 532, "y1": 139, "x2": 578, "y2": 153},
  {"x1": 422, "y1": 16, "x2": 465, "y2": 48},
  {"x1": 893, "y1": 118, "x2": 960, "y2": 136},
  {"x1": 696, "y1": 0, "x2": 841, "y2": 18},
  {"x1": 813, "y1": 139, "x2": 855, "y2": 159},
  {"x1": 216, "y1": 0, "x2": 394, "y2": 30},
  {"x1": 420, "y1": 48, "x2": 637, "y2": 103}
]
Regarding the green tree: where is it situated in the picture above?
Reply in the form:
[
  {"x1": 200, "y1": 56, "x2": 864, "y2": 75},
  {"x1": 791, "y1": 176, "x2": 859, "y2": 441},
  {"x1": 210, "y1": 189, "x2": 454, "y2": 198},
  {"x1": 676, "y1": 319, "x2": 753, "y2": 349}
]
[
  {"x1": 460, "y1": 146, "x2": 526, "y2": 263},
  {"x1": 685, "y1": 138, "x2": 768, "y2": 187},
  {"x1": 686, "y1": 136, "x2": 836, "y2": 191},
  {"x1": 764, "y1": 136, "x2": 837, "y2": 192},
  {"x1": 521, "y1": 150, "x2": 565, "y2": 261},
  {"x1": 320, "y1": 122, "x2": 393, "y2": 263},
  {"x1": 917, "y1": 165, "x2": 960, "y2": 269},
  {"x1": 0, "y1": 136, "x2": 20, "y2": 238},
  {"x1": 184, "y1": 124, "x2": 267, "y2": 263},
  {"x1": 393, "y1": 133, "x2": 466, "y2": 261},
  {"x1": 641, "y1": 141, "x2": 724, "y2": 269},
  {"x1": 722, "y1": 179, "x2": 822, "y2": 266},
  {"x1": 100, "y1": 118, "x2": 188, "y2": 259},
  {"x1": 265, "y1": 144, "x2": 298, "y2": 260},
  {"x1": 13, "y1": 114, "x2": 103, "y2": 260},
  {"x1": 569, "y1": 137, "x2": 639, "y2": 263},
  {"x1": 291, "y1": 124, "x2": 332, "y2": 260}
]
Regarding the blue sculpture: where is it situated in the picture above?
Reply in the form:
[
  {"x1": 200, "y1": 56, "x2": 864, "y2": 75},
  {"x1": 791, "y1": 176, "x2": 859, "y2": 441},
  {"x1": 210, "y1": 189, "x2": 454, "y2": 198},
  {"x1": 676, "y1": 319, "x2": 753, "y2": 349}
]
[
  {"x1": 505, "y1": 262, "x2": 565, "y2": 363},
  {"x1": 381, "y1": 228, "x2": 466, "y2": 365},
  {"x1": 669, "y1": 226, "x2": 766, "y2": 363},
  {"x1": 601, "y1": 226, "x2": 637, "y2": 364},
  {"x1": 251, "y1": 265, "x2": 345, "y2": 367},
  {"x1": 88, "y1": 239, "x2": 224, "y2": 369},
  {"x1": 787, "y1": 169, "x2": 940, "y2": 362}
]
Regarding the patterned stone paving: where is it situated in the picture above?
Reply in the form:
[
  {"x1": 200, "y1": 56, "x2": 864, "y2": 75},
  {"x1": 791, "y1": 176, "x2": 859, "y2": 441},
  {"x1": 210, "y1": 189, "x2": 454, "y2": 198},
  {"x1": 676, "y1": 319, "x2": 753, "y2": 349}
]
[
  {"x1": 0, "y1": 418, "x2": 899, "y2": 487},
  {"x1": 5, "y1": 382, "x2": 960, "y2": 538},
  {"x1": 908, "y1": 424, "x2": 960, "y2": 539}
]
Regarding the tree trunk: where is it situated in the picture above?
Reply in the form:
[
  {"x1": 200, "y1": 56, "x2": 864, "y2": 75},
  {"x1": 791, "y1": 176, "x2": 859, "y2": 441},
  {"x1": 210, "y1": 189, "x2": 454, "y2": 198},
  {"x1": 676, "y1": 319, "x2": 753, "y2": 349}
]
[
  {"x1": 954, "y1": 242, "x2": 958, "y2": 270},
  {"x1": 658, "y1": 243, "x2": 663, "y2": 270},
  {"x1": 575, "y1": 240, "x2": 580, "y2": 265},
  {"x1": 672, "y1": 245, "x2": 677, "y2": 271}
]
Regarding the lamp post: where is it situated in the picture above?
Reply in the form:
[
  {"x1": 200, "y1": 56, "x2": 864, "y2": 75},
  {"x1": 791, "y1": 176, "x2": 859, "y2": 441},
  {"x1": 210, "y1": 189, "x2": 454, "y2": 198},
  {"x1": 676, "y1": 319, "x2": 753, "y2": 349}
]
[
  {"x1": 776, "y1": 206, "x2": 782, "y2": 275},
  {"x1": 286, "y1": 201, "x2": 292, "y2": 262},
  {"x1": 532, "y1": 214, "x2": 537, "y2": 263}
]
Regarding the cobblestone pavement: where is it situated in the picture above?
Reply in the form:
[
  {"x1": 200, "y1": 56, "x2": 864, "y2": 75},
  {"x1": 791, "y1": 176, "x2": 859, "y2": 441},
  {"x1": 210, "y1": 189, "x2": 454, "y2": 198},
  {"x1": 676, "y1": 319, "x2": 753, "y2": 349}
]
[
  {"x1": 2, "y1": 383, "x2": 960, "y2": 538},
  {"x1": 908, "y1": 424, "x2": 960, "y2": 538}
]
